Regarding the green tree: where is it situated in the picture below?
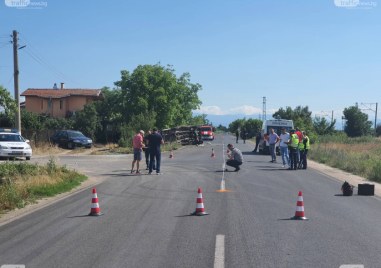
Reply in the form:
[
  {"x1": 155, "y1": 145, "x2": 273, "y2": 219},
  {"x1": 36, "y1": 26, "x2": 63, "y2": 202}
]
[
  {"x1": 228, "y1": 118, "x2": 246, "y2": 133},
  {"x1": 0, "y1": 86, "x2": 16, "y2": 127},
  {"x1": 188, "y1": 114, "x2": 209, "y2": 126},
  {"x1": 376, "y1": 124, "x2": 381, "y2": 137},
  {"x1": 93, "y1": 87, "x2": 123, "y2": 143},
  {"x1": 343, "y1": 105, "x2": 372, "y2": 137},
  {"x1": 114, "y1": 64, "x2": 202, "y2": 129},
  {"x1": 313, "y1": 116, "x2": 336, "y2": 135},
  {"x1": 243, "y1": 118, "x2": 262, "y2": 138},
  {"x1": 74, "y1": 104, "x2": 100, "y2": 140},
  {"x1": 216, "y1": 124, "x2": 228, "y2": 132},
  {"x1": 273, "y1": 106, "x2": 313, "y2": 131}
]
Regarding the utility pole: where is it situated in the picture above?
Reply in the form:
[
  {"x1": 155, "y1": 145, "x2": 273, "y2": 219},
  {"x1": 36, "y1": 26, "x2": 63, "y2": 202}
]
[
  {"x1": 262, "y1": 96, "x2": 266, "y2": 121},
  {"x1": 12, "y1": 30, "x2": 21, "y2": 134}
]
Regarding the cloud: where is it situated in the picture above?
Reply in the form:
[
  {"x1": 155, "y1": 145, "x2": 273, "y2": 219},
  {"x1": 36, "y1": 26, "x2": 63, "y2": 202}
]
[
  {"x1": 195, "y1": 105, "x2": 262, "y2": 115},
  {"x1": 195, "y1": 106, "x2": 225, "y2": 115},
  {"x1": 228, "y1": 105, "x2": 262, "y2": 115}
]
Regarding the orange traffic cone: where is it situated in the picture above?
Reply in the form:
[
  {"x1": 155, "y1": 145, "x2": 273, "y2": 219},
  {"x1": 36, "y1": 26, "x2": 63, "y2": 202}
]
[
  {"x1": 192, "y1": 187, "x2": 209, "y2": 216},
  {"x1": 211, "y1": 148, "x2": 215, "y2": 158},
  {"x1": 89, "y1": 188, "x2": 103, "y2": 216},
  {"x1": 291, "y1": 191, "x2": 308, "y2": 220},
  {"x1": 169, "y1": 150, "x2": 174, "y2": 159}
]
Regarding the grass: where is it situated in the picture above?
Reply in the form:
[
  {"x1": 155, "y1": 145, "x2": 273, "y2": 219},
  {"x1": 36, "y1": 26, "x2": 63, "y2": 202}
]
[
  {"x1": 0, "y1": 158, "x2": 86, "y2": 213},
  {"x1": 309, "y1": 135, "x2": 381, "y2": 183}
]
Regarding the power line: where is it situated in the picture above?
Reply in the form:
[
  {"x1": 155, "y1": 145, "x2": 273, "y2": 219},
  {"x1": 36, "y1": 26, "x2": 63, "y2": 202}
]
[{"x1": 18, "y1": 33, "x2": 76, "y2": 84}]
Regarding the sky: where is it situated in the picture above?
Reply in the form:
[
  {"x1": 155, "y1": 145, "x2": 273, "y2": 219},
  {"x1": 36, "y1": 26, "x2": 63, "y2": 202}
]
[{"x1": 0, "y1": 0, "x2": 380, "y2": 127}]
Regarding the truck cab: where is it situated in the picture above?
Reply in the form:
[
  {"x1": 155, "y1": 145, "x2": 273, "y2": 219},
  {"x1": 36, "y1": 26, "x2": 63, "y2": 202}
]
[{"x1": 199, "y1": 125, "x2": 214, "y2": 141}]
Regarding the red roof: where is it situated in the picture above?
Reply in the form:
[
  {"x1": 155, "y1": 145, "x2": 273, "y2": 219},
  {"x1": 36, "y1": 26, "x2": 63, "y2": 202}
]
[{"x1": 21, "y1": 89, "x2": 103, "y2": 99}]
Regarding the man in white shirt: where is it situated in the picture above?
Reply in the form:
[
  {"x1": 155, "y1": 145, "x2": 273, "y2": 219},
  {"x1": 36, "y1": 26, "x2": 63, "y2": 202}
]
[{"x1": 279, "y1": 128, "x2": 290, "y2": 168}]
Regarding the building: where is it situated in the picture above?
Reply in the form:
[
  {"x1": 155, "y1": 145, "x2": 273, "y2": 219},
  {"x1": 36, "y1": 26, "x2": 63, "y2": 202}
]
[{"x1": 20, "y1": 83, "x2": 103, "y2": 118}]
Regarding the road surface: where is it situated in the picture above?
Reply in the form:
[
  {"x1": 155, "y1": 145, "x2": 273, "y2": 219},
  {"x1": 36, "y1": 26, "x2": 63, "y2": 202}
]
[{"x1": 0, "y1": 134, "x2": 380, "y2": 268}]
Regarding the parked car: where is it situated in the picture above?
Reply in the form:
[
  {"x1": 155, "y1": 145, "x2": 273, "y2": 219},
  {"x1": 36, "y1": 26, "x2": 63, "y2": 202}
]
[
  {"x1": 0, "y1": 128, "x2": 32, "y2": 160},
  {"x1": 50, "y1": 130, "x2": 92, "y2": 149}
]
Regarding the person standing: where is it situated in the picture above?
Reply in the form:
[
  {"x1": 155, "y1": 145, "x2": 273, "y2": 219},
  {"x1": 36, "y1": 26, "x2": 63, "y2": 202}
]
[
  {"x1": 253, "y1": 130, "x2": 261, "y2": 153},
  {"x1": 143, "y1": 130, "x2": 155, "y2": 170},
  {"x1": 287, "y1": 129, "x2": 299, "y2": 170},
  {"x1": 279, "y1": 128, "x2": 290, "y2": 168},
  {"x1": 226, "y1": 144, "x2": 243, "y2": 171},
  {"x1": 268, "y1": 128, "x2": 280, "y2": 163},
  {"x1": 148, "y1": 128, "x2": 164, "y2": 175},
  {"x1": 131, "y1": 130, "x2": 145, "y2": 174},
  {"x1": 235, "y1": 129, "x2": 240, "y2": 143},
  {"x1": 295, "y1": 127, "x2": 303, "y2": 163},
  {"x1": 299, "y1": 131, "x2": 310, "y2": 169},
  {"x1": 241, "y1": 129, "x2": 247, "y2": 144}
]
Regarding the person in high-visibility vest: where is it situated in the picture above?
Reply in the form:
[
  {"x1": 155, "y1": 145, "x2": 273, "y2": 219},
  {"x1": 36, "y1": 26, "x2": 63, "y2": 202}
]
[
  {"x1": 287, "y1": 129, "x2": 299, "y2": 170},
  {"x1": 299, "y1": 131, "x2": 310, "y2": 169}
]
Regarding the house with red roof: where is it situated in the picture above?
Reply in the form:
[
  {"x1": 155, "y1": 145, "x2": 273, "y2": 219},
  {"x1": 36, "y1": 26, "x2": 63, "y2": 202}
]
[{"x1": 21, "y1": 83, "x2": 103, "y2": 118}]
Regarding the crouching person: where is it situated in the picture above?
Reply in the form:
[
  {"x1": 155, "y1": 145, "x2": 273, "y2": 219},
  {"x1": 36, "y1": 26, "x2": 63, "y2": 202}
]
[{"x1": 226, "y1": 144, "x2": 243, "y2": 172}]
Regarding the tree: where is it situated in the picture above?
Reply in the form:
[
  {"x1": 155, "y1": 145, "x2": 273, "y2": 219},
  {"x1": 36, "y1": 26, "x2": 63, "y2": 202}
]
[
  {"x1": 272, "y1": 106, "x2": 313, "y2": 131},
  {"x1": 93, "y1": 87, "x2": 124, "y2": 143},
  {"x1": 343, "y1": 105, "x2": 372, "y2": 137},
  {"x1": 74, "y1": 104, "x2": 100, "y2": 140},
  {"x1": 376, "y1": 124, "x2": 381, "y2": 137},
  {"x1": 228, "y1": 118, "x2": 262, "y2": 139},
  {"x1": 313, "y1": 116, "x2": 336, "y2": 135},
  {"x1": 228, "y1": 118, "x2": 246, "y2": 133},
  {"x1": 188, "y1": 114, "x2": 209, "y2": 126},
  {"x1": 243, "y1": 118, "x2": 262, "y2": 138},
  {"x1": 0, "y1": 85, "x2": 16, "y2": 127},
  {"x1": 114, "y1": 64, "x2": 202, "y2": 129}
]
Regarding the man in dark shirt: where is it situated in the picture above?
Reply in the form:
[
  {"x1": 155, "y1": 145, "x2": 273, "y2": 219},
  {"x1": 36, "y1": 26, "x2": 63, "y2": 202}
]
[{"x1": 147, "y1": 128, "x2": 164, "y2": 175}]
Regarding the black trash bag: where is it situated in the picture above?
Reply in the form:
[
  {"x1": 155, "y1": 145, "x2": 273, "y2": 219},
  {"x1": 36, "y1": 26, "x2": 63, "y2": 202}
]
[{"x1": 341, "y1": 181, "x2": 354, "y2": 196}]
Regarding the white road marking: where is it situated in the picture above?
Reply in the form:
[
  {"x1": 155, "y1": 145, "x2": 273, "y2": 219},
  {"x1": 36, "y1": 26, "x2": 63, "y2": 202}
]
[
  {"x1": 214, "y1": 234, "x2": 225, "y2": 268},
  {"x1": 221, "y1": 143, "x2": 226, "y2": 190}
]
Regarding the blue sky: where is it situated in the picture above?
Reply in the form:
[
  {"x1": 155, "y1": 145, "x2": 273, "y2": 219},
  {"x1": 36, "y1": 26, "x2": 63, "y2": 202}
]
[{"x1": 0, "y1": 0, "x2": 380, "y2": 126}]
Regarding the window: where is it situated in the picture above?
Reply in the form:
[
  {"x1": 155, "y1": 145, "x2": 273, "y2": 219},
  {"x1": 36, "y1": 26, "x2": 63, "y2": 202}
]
[
  {"x1": 60, "y1": 100, "x2": 63, "y2": 110},
  {"x1": 41, "y1": 99, "x2": 43, "y2": 110}
]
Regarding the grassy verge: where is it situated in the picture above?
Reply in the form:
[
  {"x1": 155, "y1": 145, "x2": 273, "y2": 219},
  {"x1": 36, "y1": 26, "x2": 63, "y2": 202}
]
[
  {"x1": 309, "y1": 135, "x2": 381, "y2": 183},
  {"x1": 0, "y1": 158, "x2": 86, "y2": 214}
]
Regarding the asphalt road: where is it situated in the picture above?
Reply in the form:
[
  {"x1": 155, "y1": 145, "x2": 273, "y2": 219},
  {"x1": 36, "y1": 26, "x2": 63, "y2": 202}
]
[{"x1": 0, "y1": 134, "x2": 380, "y2": 268}]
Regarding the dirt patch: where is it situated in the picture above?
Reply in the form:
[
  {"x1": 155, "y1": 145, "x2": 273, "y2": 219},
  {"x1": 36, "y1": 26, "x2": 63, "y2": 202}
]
[{"x1": 33, "y1": 143, "x2": 116, "y2": 156}]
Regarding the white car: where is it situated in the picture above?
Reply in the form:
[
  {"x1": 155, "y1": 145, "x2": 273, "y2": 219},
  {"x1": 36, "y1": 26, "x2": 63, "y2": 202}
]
[{"x1": 0, "y1": 129, "x2": 32, "y2": 160}]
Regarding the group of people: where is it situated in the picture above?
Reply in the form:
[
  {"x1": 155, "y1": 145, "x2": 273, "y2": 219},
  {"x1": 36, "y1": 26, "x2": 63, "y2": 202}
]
[
  {"x1": 131, "y1": 128, "x2": 164, "y2": 175},
  {"x1": 266, "y1": 127, "x2": 310, "y2": 170}
]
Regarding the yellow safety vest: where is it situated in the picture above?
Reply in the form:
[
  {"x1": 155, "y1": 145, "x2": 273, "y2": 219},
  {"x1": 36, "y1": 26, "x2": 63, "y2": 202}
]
[
  {"x1": 305, "y1": 136, "x2": 310, "y2": 150},
  {"x1": 290, "y1": 134, "x2": 299, "y2": 148},
  {"x1": 298, "y1": 136, "x2": 311, "y2": 150}
]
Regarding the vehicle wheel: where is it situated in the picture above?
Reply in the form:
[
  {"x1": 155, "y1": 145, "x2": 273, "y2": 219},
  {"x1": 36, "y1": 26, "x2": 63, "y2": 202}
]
[
  {"x1": 67, "y1": 142, "x2": 75, "y2": 149},
  {"x1": 26, "y1": 156, "x2": 31, "y2": 160}
]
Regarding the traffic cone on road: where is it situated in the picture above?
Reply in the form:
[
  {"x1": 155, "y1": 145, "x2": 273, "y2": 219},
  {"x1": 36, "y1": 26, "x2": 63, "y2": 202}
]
[
  {"x1": 192, "y1": 187, "x2": 209, "y2": 216},
  {"x1": 89, "y1": 188, "x2": 103, "y2": 216},
  {"x1": 169, "y1": 150, "x2": 174, "y2": 159},
  {"x1": 211, "y1": 148, "x2": 215, "y2": 158},
  {"x1": 290, "y1": 191, "x2": 308, "y2": 220}
]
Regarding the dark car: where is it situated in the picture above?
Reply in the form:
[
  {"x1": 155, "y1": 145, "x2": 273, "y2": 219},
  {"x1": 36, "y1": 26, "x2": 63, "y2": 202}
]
[{"x1": 50, "y1": 130, "x2": 93, "y2": 149}]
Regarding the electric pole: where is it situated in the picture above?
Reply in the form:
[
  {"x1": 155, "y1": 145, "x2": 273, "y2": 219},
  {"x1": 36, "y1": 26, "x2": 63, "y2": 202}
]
[
  {"x1": 12, "y1": 30, "x2": 21, "y2": 134},
  {"x1": 262, "y1": 96, "x2": 266, "y2": 121}
]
